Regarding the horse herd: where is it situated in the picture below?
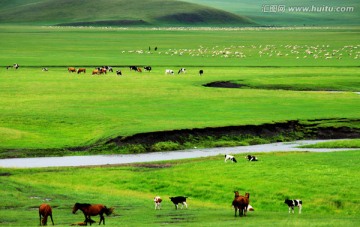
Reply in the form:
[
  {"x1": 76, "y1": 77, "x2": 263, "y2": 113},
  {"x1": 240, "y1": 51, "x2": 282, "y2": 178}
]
[{"x1": 67, "y1": 66, "x2": 204, "y2": 76}]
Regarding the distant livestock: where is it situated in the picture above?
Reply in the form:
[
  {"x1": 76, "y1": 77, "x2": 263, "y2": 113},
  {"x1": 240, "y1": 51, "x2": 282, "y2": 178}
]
[
  {"x1": 42, "y1": 68, "x2": 48, "y2": 71},
  {"x1": 245, "y1": 155, "x2": 258, "y2": 162},
  {"x1": 72, "y1": 203, "x2": 114, "y2": 225},
  {"x1": 92, "y1": 69, "x2": 99, "y2": 75},
  {"x1": 178, "y1": 68, "x2": 186, "y2": 74},
  {"x1": 39, "y1": 204, "x2": 54, "y2": 226},
  {"x1": 144, "y1": 66, "x2": 152, "y2": 72},
  {"x1": 13, "y1": 63, "x2": 19, "y2": 70},
  {"x1": 165, "y1": 69, "x2": 174, "y2": 75},
  {"x1": 170, "y1": 196, "x2": 188, "y2": 210},
  {"x1": 199, "y1": 69, "x2": 203, "y2": 76},
  {"x1": 137, "y1": 67, "x2": 142, "y2": 73},
  {"x1": 154, "y1": 196, "x2": 162, "y2": 210},
  {"x1": 284, "y1": 199, "x2": 302, "y2": 214},
  {"x1": 232, "y1": 191, "x2": 250, "y2": 217},
  {"x1": 129, "y1": 66, "x2": 138, "y2": 71},
  {"x1": 225, "y1": 154, "x2": 237, "y2": 163},
  {"x1": 116, "y1": 70, "x2": 122, "y2": 76},
  {"x1": 68, "y1": 67, "x2": 76, "y2": 73},
  {"x1": 77, "y1": 68, "x2": 86, "y2": 74}
]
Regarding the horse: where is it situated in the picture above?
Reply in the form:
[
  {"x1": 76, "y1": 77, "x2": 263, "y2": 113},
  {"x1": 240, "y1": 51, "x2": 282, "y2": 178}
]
[
  {"x1": 232, "y1": 192, "x2": 250, "y2": 217},
  {"x1": 39, "y1": 204, "x2": 54, "y2": 226},
  {"x1": 72, "y1": 203, "x2": 114, "y2": 225}
]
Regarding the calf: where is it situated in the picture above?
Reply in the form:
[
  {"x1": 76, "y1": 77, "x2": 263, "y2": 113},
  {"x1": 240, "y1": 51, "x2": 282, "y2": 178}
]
[
  {"x1": 245, "y1": 155, "x2": 258, "y2": 161},
  {"x1": 169, "y1": 196, "x2": 188, "y2": 209},
  {"x1": 154, "y1": 196, "x2": 162, "y2": 210},
  {"x1": 225, "y1": 154, "x2": 237, "y2": 163},
  {"x1": 284, "y1": 199, "x2": 302, "y2": 214},
  {"x1": 199, "y1": 69, "x2": 203, "y2": 76},
  {"x1": 165, "y1": 69, "x2": 174, "y2": 75}
]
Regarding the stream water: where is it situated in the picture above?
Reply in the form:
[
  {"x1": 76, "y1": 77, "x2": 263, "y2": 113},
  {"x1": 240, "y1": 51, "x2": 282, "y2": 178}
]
[{"x1": 0, "y1": 139, "x2": 357, "y2": 168}]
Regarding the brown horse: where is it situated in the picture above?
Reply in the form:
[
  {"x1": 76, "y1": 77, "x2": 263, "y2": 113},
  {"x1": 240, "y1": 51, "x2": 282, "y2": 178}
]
[
  {"x1": 39, "y1": 204, "x2": 54, "y2": 226},
  {"x1": 232, "y1": 191, "x2": 250, "y2": 217},
  {"x1": 72, "y1": 203, "x2": 114, "y2": 225}
]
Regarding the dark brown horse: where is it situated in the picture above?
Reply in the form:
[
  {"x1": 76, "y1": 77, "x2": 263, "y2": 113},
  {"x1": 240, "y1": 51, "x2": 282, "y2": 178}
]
[
  {"x1": 72, "y1": 203, "x2": 114, "y2": 225},
  {"x1": 232, "y1": 191, "x2": 250, "y2": 217},
  {"x1": 39, "y1": 204, "x2": 54, "y2": 226}
]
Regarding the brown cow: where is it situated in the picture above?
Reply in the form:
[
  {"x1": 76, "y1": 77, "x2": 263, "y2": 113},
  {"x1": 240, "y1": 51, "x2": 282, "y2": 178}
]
[
  {"x1": 92, "y1": 69, "x2": 99, "y2": 75},
  {"x1": 39, "y1": 204, "x2": 54, "y2": 226},
  {"x1": 68, "y1": 67, "x2": 76, "y2": 73},
  {"x1": 77, "y1": 68, "x2": 86, "y2": 74},
  {"x1": 232, "y1": 191, "x2": 250, "y2": 217}
]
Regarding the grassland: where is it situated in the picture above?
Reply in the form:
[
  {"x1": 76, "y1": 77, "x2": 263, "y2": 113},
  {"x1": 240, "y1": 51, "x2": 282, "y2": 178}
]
[
  {"x1": 0, "y1": 26, "x2": 359, "y2": 156},
  {"x1": 1, "y1": 150, "x2": 359, "y2": 226}
]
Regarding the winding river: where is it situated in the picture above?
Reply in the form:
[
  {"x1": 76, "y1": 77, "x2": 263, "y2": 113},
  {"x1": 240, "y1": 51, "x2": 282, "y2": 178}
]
[{"x1": 0, "y1": 140, "x2": 357, "y2": 168}]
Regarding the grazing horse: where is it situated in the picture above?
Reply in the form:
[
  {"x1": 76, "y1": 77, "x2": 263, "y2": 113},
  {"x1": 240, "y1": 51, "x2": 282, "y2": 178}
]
[
  {"x1": 77, "y1": 68, "x2": 86, "y2": 74},
  {"x1": 232, "y1": 192, "x2": 250, "y2": 217},
  {"x1": 72, "y1": 203, "x2": 114, "y2": 225},
  {"x1": 39, "y1": 204, "x2": 54, "y2": 226}
]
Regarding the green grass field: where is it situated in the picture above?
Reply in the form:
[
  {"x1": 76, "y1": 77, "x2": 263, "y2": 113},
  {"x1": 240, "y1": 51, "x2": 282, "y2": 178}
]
[
  {"x1": 0, "y1": 18, "x2": 359, "y2": 227},
  {"x1": 1, "y1": 150, "x2": 360, "y2": 226},
  {"x1": 0, "y1": 26, "x2": 359, "y2": 154}
]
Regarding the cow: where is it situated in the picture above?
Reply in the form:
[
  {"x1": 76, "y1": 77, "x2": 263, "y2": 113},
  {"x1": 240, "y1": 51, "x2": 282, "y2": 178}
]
[
  {"x1": 169, "y1": 196, "x2": 188, "y2": 210},
  {"x1": 6, "y1": 65, "x2": 11, "y2": 70},
  {"x1": 42, "y1": 68, "x2": 48, "y2": 71},
  {"x1": 137, "y1": 67, "x2": 142, "y2": 73},
  {"x1": 129, "y1": 66, "x2": 138, "y2": 71},
  {"x1": 245, "y1": 155, "x2": 258, "y2": 162},
  {"x1": 144, "y1": 66, "x2": 152, "y2": 72},
  {"x1": 68, "y1": 67, "x2": 76, "y2": 73},
  {"x1": 178, "y1": 68, "x2": 186, "y2": 74},
  {"x1": 225, "y1": 154, "x2": 237, "y2": 163},
  {"x1": 232, "y1": 192, "x2": 249, "y2": 217},
  {"x1": 154, "y1": 196, "x2": 162, "y2": 210},
  {"x1": 77, "y1": 68, "x2": 86, "y2": 74},
  {"x1": 92, "y1": 69, "x2": 99, "y2": 75},
  {"x1": 199, "y1": 69, "x2": 203, "y2": 76},
  {"x1": 165, "y1": 69, "x2": 174, "y2": 75},
  {"x1": 13, "y1": 63, "x2": 19, "y2": 70},
  {"x1": 104, "y1": 66, "x2": 113, "y2": 72},
  {"x1": 116, "y1": 70, "x2": 122, "y2": 76},
  {"x1": 284, "y1": 199, "x2": 302, "y2": 214}
]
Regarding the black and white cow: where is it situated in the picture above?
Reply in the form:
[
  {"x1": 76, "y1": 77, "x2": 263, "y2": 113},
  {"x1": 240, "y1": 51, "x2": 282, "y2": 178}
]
[
  {"x1": 144, "y1": 66, "x2": 152, "y2": 72},
  {"x1": 42, "y1": 68, "x2": 48, "y2": 71},
  {"x1": 129, "y1": 66, "x2": 138, "y2": 71},
  {"x1": 116, "y1": 70, "x2": 122, "y2": 76},
  {"x1": 199, "y1": 69, "x2": 203, "y2": 76},
  {"x1": 104, "y1": 66, "x2": 113, "y2": 72},
  {"x1": 13, "y1": 63, "x2": 19, "y2": 70},
  {"x1": 284, "y1": 199, "x2": 302, "y2": 214},
  {"x1": 178, "y1": 68, "x2": 186, "y2": 74},
  {"x1": 169, "y1": 196, "x2": 188, "y2": 209},
  {"x1": 245, "y1": 155, "x2": 258, "y2": 161},
  {"x1": 225, "y1": 154, "x2": 237, "y2": 163}
]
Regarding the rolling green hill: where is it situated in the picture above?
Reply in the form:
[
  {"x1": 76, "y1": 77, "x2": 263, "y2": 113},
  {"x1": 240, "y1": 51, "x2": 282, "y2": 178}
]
[
  {"x1": 0, "y1": 0, "x2": 255, "y2": 26},
  {"x1": 184, "y1": 0, "x2": 360, "y2": 26}
]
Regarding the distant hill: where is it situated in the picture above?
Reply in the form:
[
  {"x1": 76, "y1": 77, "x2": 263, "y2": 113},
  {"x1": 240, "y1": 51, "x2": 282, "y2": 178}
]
[
  {"x1": 183, "y1": 0, "x2": 360, "y2": 26},
  {"x1": 0, "y1": 0, "x2": 255, "y2": 27}
]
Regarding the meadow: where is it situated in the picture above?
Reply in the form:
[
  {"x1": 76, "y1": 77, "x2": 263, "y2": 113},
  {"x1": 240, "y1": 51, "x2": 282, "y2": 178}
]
[
  {"x1": 0, "y1": 26, "x2": 359, "y2": 156},
  {"x1": 1, "y1": 150, "x2": 360, "y2": 226},
  {"x1": 0, "y1": 25, "x2": 359, "y2": 226}
]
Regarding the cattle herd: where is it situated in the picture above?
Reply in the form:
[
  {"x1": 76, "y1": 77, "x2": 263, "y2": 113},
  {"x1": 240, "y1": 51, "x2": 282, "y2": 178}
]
[{"x1": 64, "y1": 66, "x2": 204, "y2": 76}]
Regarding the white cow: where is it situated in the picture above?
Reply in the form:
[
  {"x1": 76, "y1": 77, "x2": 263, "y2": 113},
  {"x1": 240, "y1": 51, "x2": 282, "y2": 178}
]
[{"x1": 165, "y1": 69, "x2": 174, "y2": 75}]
